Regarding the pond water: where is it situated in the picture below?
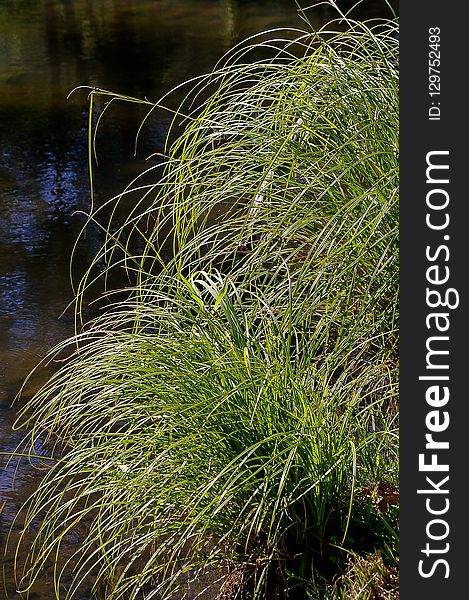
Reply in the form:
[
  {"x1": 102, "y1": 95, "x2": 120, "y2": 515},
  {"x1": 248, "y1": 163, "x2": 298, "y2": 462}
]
[{"x1": 0, "y1": 1, "x2": 397, "y2": 597}]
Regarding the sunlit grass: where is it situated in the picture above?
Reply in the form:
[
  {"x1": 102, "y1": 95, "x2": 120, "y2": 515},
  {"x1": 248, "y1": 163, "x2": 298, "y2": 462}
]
[{"x1": 12, "y1": 5, "x2": 398, "y2": 598}]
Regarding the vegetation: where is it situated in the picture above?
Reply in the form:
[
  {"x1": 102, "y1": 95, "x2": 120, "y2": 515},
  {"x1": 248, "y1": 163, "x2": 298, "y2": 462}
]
[{"x1": 12, "y1": 4, "x2": 399, "y2": 598}]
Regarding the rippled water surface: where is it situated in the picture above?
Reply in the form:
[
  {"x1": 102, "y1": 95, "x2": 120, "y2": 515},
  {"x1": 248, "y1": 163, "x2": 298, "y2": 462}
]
[{"x1": 0, "y1": 1, "x2": 397, "y2": 597}]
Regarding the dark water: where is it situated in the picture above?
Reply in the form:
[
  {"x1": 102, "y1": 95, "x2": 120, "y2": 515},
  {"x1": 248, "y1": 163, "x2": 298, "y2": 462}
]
[{"x1": 0, "y1": 1, "x2": 397, "y2": 597}]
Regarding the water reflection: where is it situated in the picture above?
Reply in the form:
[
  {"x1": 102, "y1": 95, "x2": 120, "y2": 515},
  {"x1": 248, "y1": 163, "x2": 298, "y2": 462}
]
[{"x1": 0, "y1": 0, "x2": 397, "y2": 596}]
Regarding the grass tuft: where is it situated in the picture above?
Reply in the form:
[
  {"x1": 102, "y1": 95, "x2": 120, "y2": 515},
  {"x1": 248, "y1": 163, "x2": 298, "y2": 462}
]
[{"x1": 12, "y1": 5, "x2": 398, "y2": 598}]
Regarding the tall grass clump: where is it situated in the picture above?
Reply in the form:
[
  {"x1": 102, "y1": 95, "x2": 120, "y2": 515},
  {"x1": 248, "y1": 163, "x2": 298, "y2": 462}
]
[{"x1": 12, "y1": 5, "x2": 399, "y2": 599}]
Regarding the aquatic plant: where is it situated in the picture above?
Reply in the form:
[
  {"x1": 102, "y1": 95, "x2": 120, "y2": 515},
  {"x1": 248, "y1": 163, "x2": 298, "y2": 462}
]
[{"x1": 12, "y1": 5, "x2": 399, "y2": 598}]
